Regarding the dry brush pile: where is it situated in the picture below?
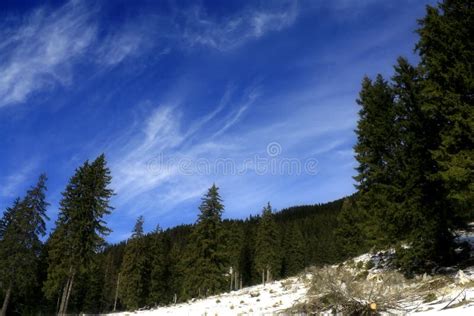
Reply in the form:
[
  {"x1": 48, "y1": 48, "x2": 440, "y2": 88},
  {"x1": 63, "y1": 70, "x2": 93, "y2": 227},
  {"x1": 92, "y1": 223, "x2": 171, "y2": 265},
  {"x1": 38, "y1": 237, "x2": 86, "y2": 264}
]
[{"x1": 286, "y1": 260, "x2": 473, "y2": 315}]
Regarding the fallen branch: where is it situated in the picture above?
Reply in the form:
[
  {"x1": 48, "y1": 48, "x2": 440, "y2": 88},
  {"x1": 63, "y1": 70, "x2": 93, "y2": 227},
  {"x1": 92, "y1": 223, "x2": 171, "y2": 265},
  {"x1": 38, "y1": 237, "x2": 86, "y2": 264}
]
[{"x1": 441, "y1": 288, "x2": 465, "y2": 310}]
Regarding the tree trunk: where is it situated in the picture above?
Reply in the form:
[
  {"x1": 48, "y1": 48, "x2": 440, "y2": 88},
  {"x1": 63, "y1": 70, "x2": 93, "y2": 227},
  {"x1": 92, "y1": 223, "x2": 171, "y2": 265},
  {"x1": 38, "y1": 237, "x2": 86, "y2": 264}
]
[
  {"x1": 58, "y1": 276, "x2": 71, "y2": 315},
  {"x1": 266, "y1": 268, "x2": 272, "y2": 283},
  {"x1": 1, "y1": 284, "x2": 11, "y2": 316},
  {"x1": 234, "y1": 270, "x2": 239, "y2": 291},
  {"x1": 56, "y1": 291, "x2": 61, "y2": 314},
  {"x1": 230, "y1": 270, "x2": 233, "y2": 291},
  {"x1": 63, "y1": 271, "x2": 75, "y2": 314},
  {"x1": 262, "y1": 270, "x2": 265, "y2": 286},
  {"x1": 113, "y1": 273, "x2": 120, "y2": 312},
  {"x1": 240, "y1": 274, "x2": 243, "y2": 290},
  {"x1": 58, "y1": 268, "x2": 75, "y2": 316}
]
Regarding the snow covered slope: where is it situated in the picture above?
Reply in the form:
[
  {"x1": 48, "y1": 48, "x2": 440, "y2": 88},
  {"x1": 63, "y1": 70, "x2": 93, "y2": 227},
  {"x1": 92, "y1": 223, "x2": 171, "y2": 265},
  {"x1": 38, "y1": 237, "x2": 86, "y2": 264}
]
[
  {"x1": 111, "y1": 275, "x2": 307, "y2": 315},
  {"x1": 109, "y1": 269, "x2": 474, "y2": 315},
  {"x1": 110, "y1": 226, "x2": 474, "y2": 315}
]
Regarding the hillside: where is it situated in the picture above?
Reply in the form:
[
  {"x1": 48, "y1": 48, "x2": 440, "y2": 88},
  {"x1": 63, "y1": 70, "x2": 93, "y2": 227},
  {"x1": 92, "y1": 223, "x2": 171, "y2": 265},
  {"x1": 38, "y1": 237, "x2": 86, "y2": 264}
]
[{"x1": 109, "y1": 253, "x2": 474, "y2": 315}]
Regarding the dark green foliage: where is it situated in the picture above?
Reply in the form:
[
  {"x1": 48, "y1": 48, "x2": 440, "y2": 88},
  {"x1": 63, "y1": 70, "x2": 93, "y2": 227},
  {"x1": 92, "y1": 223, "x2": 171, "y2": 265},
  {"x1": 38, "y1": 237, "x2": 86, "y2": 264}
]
[
  {"x1": 77, "y1": 258, "x2": 106, "y2": 313},
  {"x1": 1, "y1": 174, "x2": 347, "y2": 314},
  {"x1": 281, "y1": 222, "x2": 305, "y2": 277},
  {"x1": 132, "y1": 216, "x2": 145, "y2": 238},
  {"x1": 336, "y1": 195, "x2": 370, "y2": 258},
  {"x1": 416, "y1": 0, "x2": 474, "y2": 221},
  {"x1": 276, "y1": 199, "x2": 344, "y2": 265},
  {"x1": 148, "y1": 226, "x2": 170, "y2": 306},
  {"x1": 353, "y1": 74, "x2": 397, "y2": 248},
  {"x1": 119, "y1": 216, "x2": 151, "y2": 310},
  {"x1": 338, "y1": 0, "x2": 473, "y2": 274},
  {"x1": 0, "y1": 175, "x2": 49, "y2": 315},
  {"x1": 99, "y1": 242, "x2": 126, "y2": 312},
  {"x1": 222, "y1": 221, "x2": 245, "y2": 290},
  {"x1": 43, "y1": 154, "x2": 114, "y2": 314},
  {"x1": 390, "y1": 58, "x2": 454, "y2": 272},
  {"x1": 255, "y1": 202, "x2": 280, "y2": 283},
  {"x1": 183, "y1": 184, "x2": 227, "y2": 298}
]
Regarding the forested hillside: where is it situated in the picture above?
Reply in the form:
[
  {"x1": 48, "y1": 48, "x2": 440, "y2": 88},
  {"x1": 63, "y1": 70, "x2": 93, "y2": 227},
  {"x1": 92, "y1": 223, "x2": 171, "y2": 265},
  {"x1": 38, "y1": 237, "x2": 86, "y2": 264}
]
[
  {"x1": 64, "y1": 198, "x2": 347, "y2": 313},
  {"x1": 0, "y1": 172, "x2": 347, "y2": 315}
]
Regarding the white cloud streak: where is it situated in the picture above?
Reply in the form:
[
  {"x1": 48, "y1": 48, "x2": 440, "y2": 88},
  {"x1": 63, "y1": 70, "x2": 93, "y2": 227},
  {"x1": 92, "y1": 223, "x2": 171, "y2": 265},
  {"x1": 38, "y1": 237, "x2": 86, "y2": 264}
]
[
  {"x1": 0, "y1": 1, "x2": 153, "y2": 109},
  {"x1": 108, "y1": 77, "x2": 356, "y2": 219},
  {"x1": 181, "y1": 1, "x2": 298, "y2": 51},
  {"x1": 110, "y1": 85, "x2": 257, "y2": 212},
  {"x1": 0, "y1": 1, "x2": 299, "y2": 108},
  {"x1": 0, "y1": 1, "x2": 96, "y2": 107},
  {"x1": 0, "y1": 161, "x2": 38, "y2": 199}
]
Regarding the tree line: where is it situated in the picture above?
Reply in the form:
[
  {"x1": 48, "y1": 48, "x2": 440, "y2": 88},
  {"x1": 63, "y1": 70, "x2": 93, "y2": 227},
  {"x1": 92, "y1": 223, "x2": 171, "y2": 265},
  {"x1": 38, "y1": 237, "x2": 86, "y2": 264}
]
[{"x1": 0, "y1": 155, "x2": 346, "y2": 314}]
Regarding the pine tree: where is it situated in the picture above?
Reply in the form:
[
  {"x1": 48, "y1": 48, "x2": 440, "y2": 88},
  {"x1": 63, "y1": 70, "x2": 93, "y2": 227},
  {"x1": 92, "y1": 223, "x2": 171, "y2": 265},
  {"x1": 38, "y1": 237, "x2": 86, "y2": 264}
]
[
  {"x1": 80, "y1": 257, "x2": 105, "y2": 313},
  {"x1": 223, "y1": 221, "x2": 244, "y2": 291},
  {"x1": 132, "y1": 215, "x2": 145, "y2": 238},
  {"x1": 353, "y1": 75, "x2": 398, "y2": 247},
  {"x1": 335, "y1": 196, "x2": 370, "y2": 258},
  {"x1": 99, "y1": 243, "x2": 125, "y2": 312},
  {"x1": 282, "y1": 223, "x2": 305, "y2": 277},
  {"x1": 388, "y1": 58, "x2": 453, "y2": 272},
  {"x1": 167, "y1": 242, "x2": 185, "y2": 303},
  {"x1": 0, "y1": 174, "x2": 49, "y2": 316},
  {"x1": 183, "y1": 184, "x2": 227, "y2": 297},
  {"x1": 44, "y1": 155, "x2": 113, "y2": 315},
  {"x1": 416, "y1": 0, "x2": 473, "y2": 222},
  {"x1": 349, "y1": 49, "x2": 465, "y2": 273},
  {"x1": 148, "y1": 225, "x2": 170, "y2": 305},
  {"x1": 255, "y1": 202, "x2": 280, "y2": 285},
  {"x1": 119, "y1": 216, "x2": 150, "y2": 310}
]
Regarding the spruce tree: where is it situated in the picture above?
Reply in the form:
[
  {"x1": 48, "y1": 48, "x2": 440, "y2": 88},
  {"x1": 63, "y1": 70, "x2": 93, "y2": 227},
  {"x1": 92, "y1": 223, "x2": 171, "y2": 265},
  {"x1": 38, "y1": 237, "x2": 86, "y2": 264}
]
[
  {"x1": 389, "y1": 58, "x2": 453, "y2": 272},
  {"x1": 223, "y1": 221, "x2": 244, "y2": 291},
  {"x1": 44, "y1": 155, "x2": 113, "y2": 315},
  {"x1": 119, "y1": 216, "x2": 150, "y2": 310},
  {"x1": 255, "y1": 202, "x2": 280, "y2": 285},
  {"x1": 148, "y1": 225, "x2": 170, "y2": 306},
  {"x1": 282, "y1": 223, "x2": 305, "y2": 277},
  {"x1": 353, "y1": 75, "x2": 397, "y2": 247},
  {"x1": 416, "y1": 0, "x2": 473, "y2": 221},
  {"x1": 183, "y1": 184, "x2": 227, "y2": 297},
  {"x1": 0, "y1": 175, "x2": 49, "y2": 316}
]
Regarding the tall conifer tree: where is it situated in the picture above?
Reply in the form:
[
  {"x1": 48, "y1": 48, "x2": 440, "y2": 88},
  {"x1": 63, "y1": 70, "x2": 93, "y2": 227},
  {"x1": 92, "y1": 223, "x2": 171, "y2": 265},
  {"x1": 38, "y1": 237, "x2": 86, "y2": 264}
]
[
  {"x1": 353, "y1": 75, "x2": 398, "y2": 247},
  {"x1": 44, "y1": 155, "x2": 113, "y2": 315},
  {"x1": 282, "y1": 223, "x2": 305, "y2": 277},
  {"x1": 416, "y1": 0, "x2": 473, "y2": 221},
  {"x1": 255, "y1": 202, "x2": 280, "y2": 284},
  {"x1": 119, "y1": 216, "x2": 150, "y2": 310},
  {"x1": 0, "y1": 175, "x2": 49, "y2": 316},
  {"x1": 183, "y1": 184, "x2": 227, "y2": 297},
  {"x1": 148, "y1": 225, "x2": 170, "y2": 305}
]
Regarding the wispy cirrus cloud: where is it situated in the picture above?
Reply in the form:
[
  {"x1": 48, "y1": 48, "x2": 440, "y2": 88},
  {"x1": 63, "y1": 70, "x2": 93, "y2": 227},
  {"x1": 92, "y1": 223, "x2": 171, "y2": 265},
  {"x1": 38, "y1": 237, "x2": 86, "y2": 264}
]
[
  {"x1": 0, "y1": 160, "x2": 38, "y2": 200},
  {"x1": 110, "y1": 85, "x2": 257, "y2": 212},
  {"x1": 0, "y1": 1, "x2": 96, "y2": 107},
  {"x1": 0, "y1": 1, "x2": 154, "y2": 109},
  {"x1": 107, "y1": 76, "x2": 356, "y2": 223},
  {"x1": 0, "y1": 0, "x2": 300, "y2": 109},
  {"x1": 181, "y1": 1, "x2": 299, "y2": 51}
]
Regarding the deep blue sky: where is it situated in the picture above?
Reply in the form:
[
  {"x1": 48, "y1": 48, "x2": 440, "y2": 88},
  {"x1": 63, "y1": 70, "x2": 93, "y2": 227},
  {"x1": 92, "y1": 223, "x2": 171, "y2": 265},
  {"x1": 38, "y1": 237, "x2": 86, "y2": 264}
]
[{"x1": 0, "y1": 0, "x2": 435, "y2": 242}]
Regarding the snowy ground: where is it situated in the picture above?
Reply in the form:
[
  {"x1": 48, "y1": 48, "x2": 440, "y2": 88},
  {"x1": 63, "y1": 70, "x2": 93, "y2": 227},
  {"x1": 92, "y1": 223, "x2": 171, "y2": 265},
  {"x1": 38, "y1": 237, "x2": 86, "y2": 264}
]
[
  {"x1": 109, "y1": 269, "x2": 474, "y2": 315},
  {"x1": 110, "y1": 226, "x2": 474, "y2": 315},
  {"x1": 110, "y1": 276, "x2": 308, "y2": 315}
]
